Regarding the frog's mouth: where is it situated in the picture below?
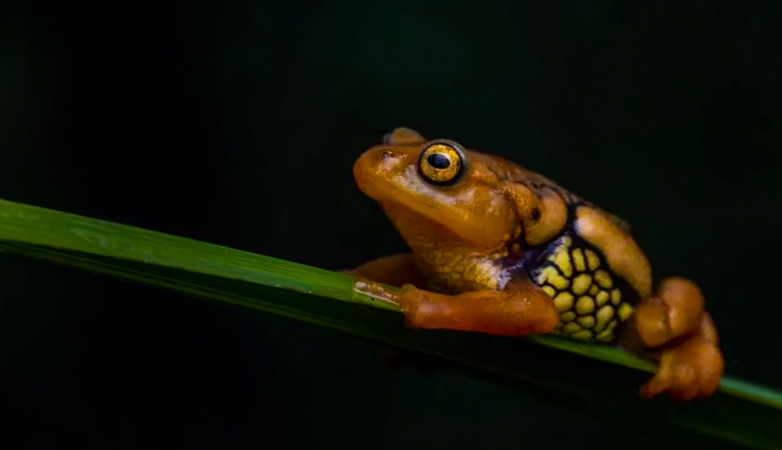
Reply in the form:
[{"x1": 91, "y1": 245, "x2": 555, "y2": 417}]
[{"x1": 353, "y1": 147, "x2": 517, "y2": 251}]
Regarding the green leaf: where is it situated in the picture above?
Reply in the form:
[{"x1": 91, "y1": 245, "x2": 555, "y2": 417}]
[{"x1": 1, "y1": 197, "x2": 781, "y2": 449}]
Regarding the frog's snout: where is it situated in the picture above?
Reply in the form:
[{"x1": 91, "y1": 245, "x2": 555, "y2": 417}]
[{"x1": 355, "y1": 146, "x2": 409, "y2": 177}]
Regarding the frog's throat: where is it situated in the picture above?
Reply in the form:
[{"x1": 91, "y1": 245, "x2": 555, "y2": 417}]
[
  {"x1": 354, "y1": 161, "x2": 516, "y2": 250},
  {"x1": 375, "y1": 198, "x2": 513, "y2": 256}
]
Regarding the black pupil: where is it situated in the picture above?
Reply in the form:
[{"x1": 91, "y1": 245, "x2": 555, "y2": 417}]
[{"x1": 427, "y1": 153, "x2": 451, "y2": 169}]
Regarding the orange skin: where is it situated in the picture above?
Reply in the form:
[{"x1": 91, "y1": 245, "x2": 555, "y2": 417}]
[{"x1": 347, "y1": 127, "x2": 724, "y2": 401}]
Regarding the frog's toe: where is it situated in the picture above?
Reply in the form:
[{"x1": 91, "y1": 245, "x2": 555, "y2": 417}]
[
  {"x1": 395, "y1": 288, "x2": 448, "y2": 329},
  {"x1": 640, "y1": 332, "x2": 724, "y2": 401}
]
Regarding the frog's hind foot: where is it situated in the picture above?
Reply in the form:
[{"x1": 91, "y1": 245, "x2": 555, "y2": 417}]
[
  {"x1": 633, "y1": 277, "x2": 724, "y2": 401},
  {"x1": 639, "y1": 312, "x2": 723, "y2": 401}
]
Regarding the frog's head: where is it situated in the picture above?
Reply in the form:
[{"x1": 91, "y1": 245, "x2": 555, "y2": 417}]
[{"x1": 353, "y1": 128, "x2": 567, "y2": 254}]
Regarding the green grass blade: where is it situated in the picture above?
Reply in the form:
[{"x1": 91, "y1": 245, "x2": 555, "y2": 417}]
[{"x1": 1, "y1": 198, "x2": 781, "y2": 449}]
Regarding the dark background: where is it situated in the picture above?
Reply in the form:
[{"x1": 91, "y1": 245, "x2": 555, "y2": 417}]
[{"x1": 1, "y1": 0, "x2": 781, "y2": 448}]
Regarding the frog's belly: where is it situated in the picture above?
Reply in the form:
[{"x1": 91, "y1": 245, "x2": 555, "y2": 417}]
[{"x1": 524, "y1": 233, "x2": 640, "y2": 344}]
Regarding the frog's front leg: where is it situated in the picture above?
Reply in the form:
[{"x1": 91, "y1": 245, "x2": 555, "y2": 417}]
[
  {"x1": 342, "y1": 253, "x2": 429, "y2": 289},
  {"x1": 632, "y1": 277, "x2": 724, "y2": 401},
  {"x1": 356, "y1": 277, "x2": 560, "y2": 336}
]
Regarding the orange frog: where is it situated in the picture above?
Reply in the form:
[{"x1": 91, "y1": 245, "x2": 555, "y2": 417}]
[{"x1": 346, "y1": 127, "x2": 724, "y2": 401}]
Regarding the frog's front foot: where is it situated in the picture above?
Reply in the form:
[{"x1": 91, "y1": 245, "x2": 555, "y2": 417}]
[{"x1": 634, "y1": 277, "x2": 724, "y2": 401}]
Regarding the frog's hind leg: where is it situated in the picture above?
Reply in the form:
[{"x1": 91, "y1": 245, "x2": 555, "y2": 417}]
[{"x1": 630, "y1": 277, "x2": 724, "y2": 401}]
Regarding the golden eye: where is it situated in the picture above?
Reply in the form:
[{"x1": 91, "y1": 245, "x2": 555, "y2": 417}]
[{"x1": 417, "y1": 140, "x2": 466, "y2": 186}]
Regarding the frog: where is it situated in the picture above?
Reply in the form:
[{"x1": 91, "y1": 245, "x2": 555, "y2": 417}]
[{"x1": 345, "y1": 127, "x2": 724, "y2": 402}]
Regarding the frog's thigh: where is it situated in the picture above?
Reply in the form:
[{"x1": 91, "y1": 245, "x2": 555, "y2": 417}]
[
  {"x1": 343, "y1": 253, "x2": 428, "y2": 288},
  {"x1": 395, "y1": 278, "x2": 559, "y2": 336},
  {"x1": 573, "y1": 206, "x2": 652, "y2": 298}
]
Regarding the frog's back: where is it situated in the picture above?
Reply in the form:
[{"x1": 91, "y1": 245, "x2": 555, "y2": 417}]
[
  {"x1": 484, "y1": 153, "x2": 648, "y2": 344},
  {"x1": 472, "y1": 150, "x2": 632, "y2": 232}
]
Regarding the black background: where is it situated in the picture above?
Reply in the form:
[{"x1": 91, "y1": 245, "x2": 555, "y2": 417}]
[{"x1": 1, "y1": 0, "x2": 781, "y2": 448}]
